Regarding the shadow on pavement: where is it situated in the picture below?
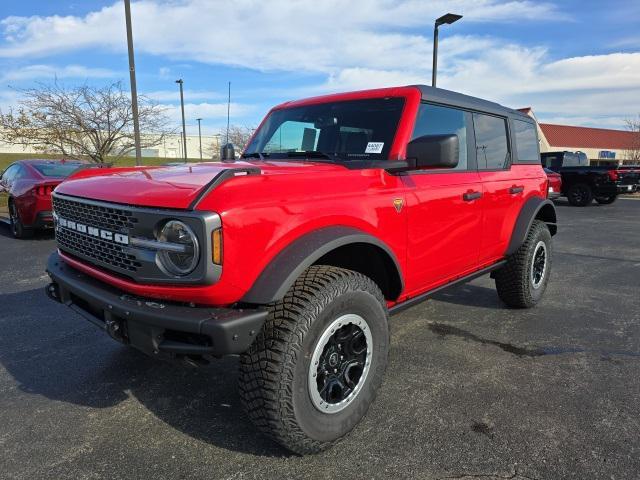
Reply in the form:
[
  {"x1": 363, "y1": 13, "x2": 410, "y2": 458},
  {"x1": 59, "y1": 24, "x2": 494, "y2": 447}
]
[
  {"x1": 431, "y1": 283, "x2": 505, "y2": 309},
  {"x1": 0, "y1": 221, "x2": 55, "y2": 240},
  {"x1": 0, "y1": 287, "x2": 289, "y2": 458}
]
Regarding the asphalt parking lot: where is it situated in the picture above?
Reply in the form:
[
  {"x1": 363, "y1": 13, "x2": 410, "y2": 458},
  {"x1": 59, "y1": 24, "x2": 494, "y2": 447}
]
[{"x1": 1, "y1": 198, "x2": 639, "y2": 480}]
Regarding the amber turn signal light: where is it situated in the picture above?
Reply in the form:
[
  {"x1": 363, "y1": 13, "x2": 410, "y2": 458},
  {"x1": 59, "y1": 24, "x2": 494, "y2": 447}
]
[{"x1": 212, "y1": 228, "x2": 223, "y2": 265}]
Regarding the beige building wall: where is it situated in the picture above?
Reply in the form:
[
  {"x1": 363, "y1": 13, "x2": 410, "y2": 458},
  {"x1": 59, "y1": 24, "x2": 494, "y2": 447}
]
[{"x1": 0, "y1": 131, "x2": 222, "y2": 160}]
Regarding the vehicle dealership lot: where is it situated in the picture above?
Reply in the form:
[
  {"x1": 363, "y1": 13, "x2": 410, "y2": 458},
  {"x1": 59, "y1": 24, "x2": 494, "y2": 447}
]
[{"x1": 1, "y1": 199, "x2": 639, "y2": 480}]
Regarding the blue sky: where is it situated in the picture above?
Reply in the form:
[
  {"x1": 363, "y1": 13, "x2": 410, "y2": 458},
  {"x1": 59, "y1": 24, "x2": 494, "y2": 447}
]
[{"x1": 0, "y1": 0, "x2": 638, "y2": 136}]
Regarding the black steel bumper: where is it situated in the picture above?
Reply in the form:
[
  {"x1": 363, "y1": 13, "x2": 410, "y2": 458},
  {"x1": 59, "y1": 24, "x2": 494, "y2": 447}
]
[{"x1": 45, "y1": 252, "x2": 267, "y2": 358}]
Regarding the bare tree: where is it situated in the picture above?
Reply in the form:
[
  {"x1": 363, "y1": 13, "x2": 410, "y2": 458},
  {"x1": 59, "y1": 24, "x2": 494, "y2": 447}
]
[
  {"x1": 623, "y1": 115, "x2": 640, "y2": 164},
  {"x1": 0, "y1": 81, "x2": 171, "y2": 163}
]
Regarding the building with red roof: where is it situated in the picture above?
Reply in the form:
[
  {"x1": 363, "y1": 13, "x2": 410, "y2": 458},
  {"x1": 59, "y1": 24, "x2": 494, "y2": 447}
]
[{"x1": 518, "y1": 108, "x2": 639, "y2": 166}]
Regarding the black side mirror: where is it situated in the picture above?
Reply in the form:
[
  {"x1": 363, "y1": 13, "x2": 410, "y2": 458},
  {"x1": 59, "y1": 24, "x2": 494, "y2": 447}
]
[
  {"x1": 220, "y1": 143, "x2": 236, "y2": 162},
  {"x1": 406, "y1": 134, "x2": 459, "y2": 169}
]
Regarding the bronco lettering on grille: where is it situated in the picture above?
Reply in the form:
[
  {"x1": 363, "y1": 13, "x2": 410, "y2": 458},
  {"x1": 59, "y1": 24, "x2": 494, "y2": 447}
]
[{"x1": 54, "y1": 214, "x2": 129, "y2": 245}]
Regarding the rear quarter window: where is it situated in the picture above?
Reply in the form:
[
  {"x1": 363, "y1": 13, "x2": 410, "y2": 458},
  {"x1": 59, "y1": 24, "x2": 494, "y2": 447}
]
[{"x1": 513, "y1": 119, "x2": 539, "y2": 162}]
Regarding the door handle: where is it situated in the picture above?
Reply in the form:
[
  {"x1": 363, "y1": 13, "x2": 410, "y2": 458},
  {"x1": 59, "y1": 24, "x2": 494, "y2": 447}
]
[
  {"x1": 463, "y1": 191, "x2": 482, "y2": 201},
  {"x1": 509, "y1": 185, "x2": 524, "y2": 194}
]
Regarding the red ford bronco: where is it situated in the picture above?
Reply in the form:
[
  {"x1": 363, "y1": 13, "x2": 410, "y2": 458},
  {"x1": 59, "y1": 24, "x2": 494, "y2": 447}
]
[{"x1": 46, "y1": 85, "x2": 557, "y2": 454}]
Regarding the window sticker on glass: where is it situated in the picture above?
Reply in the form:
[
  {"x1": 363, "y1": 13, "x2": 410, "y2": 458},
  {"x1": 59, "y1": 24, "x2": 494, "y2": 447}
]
[{"x1": 365, "y1": 142, "x2": 384, "y2": 153}]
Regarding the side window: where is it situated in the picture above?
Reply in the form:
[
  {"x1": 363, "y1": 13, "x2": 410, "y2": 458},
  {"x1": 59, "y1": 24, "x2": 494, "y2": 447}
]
[
  {"x1": 513, "y1": 119, "x2": 539, "y2": 162},
  {"x1": 412, "y1": 103, "x2": 468, "y2": 170},
  {"x1": 473, "y1": 113, "x2": 509, "y2": 170}
]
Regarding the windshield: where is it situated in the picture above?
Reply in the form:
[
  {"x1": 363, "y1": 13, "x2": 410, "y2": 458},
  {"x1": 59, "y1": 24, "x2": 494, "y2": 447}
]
[
  {"x1": 33, "y1": 162, "x2": 83, "y2": 177},
  {"x1": 244, "y1": 97, "x2": 405, "y2": 161}
]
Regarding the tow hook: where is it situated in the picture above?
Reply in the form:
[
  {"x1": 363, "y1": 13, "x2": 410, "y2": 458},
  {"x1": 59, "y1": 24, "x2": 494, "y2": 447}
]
[
  {"x1": 45, "y1": 283, "x2": 61, "y2": 303},
  {"x1": 105, "y1": 318, "x2": 128, "y2": 344}
]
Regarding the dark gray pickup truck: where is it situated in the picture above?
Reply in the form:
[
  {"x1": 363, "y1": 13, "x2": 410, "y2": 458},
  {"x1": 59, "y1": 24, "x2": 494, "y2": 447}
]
[{"x1": 541, "y1": 151, "x2": 638, "y2": 206}]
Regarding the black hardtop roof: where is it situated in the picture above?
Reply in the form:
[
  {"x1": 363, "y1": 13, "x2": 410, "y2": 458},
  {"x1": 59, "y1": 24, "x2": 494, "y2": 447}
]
[{"x1": 412, "y1": 85, "x2": 532, "y2": 122}]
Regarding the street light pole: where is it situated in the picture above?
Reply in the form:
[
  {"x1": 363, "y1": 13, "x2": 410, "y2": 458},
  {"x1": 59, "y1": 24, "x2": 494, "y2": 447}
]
[
  {"x1": 432, "y1": 13, "x2": 462, "y2": 87},
  {"x1": 176, "y1": 79, "x2": 187, "y2": 161},
  {"x1": 196, "y1": 118, "x2": 203, "y2": 160},
  {"x1": 123, "y1": 0, "x2": 142, "y2": 165}
]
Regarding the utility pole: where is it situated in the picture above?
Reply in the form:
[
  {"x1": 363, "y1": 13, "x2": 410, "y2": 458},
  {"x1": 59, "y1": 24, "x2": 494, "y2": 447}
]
[
  {"x1": 432, "y1": 13, "x2": 462, "y2": 87},
  {"x1": 124, "y1": 0, "x2": 142, "y2": 165},
  {"x1": 176, "y1": 79, "x2": 187, "y2": 161},
  {"x1": 196, "y1": 118, "x2": 203, "y2": 160}
]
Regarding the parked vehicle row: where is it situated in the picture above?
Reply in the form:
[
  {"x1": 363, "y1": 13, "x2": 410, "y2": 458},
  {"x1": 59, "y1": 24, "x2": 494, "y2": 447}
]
[{"x1": 541, "y1": 151, "x2": 639, "y2": 206}]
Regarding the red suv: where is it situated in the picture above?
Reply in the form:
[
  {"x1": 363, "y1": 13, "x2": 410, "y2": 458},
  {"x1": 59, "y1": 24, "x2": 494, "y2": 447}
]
[
  {"x1": 46, "y1": 85, "x2": 557, "y2": 454},
  {"x1": 0, "y1": 159, "x2": 85, "y2": 238}
]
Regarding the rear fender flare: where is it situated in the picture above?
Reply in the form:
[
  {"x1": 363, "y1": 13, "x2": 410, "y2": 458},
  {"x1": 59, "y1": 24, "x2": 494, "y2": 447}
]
[{"x1": 506, "y1": 197, "x2": 557, "y2": 256}]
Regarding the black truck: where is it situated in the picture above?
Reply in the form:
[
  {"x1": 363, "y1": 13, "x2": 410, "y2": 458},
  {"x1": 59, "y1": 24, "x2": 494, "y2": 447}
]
[{"x1": 541, "y1": 151, "x2": 638, "y2": 206}]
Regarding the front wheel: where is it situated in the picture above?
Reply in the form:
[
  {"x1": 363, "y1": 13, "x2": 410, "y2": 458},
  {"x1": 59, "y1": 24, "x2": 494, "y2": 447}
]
[
  {"x1": 595, "y1": 195, "x2": 617, "y2": 205},
  {"x1": 494, "y1": 220, "x2": 552, "y2": 308},
  {"x1": 239, "y1": 265, "x2": 389, "y2": 454}
]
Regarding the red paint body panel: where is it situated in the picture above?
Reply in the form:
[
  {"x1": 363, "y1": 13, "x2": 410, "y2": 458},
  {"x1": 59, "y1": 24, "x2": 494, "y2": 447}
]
[{"x1": 49, "y1": 86, "x2": 549, "y2": 308}]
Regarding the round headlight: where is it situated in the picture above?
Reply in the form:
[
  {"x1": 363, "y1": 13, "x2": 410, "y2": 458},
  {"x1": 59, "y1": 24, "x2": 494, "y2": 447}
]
[{"x1": 157, "y1": 220, "x2": 199, "y2": 276}]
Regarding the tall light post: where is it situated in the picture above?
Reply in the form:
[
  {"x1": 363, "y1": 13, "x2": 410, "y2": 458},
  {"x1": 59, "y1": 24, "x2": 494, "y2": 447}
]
[
  {"x1": 432, "y1": 13, "x2": 462, "y2": 87},
  {"x1": 196, "y1": 118, "x2": 203, "y2": 160},
  {"x1": 175, "y1": 79, "x2": 187, "y2": 161},
  {"x1": 124, "y1": 0, "x2": 142, "y2": 165}
]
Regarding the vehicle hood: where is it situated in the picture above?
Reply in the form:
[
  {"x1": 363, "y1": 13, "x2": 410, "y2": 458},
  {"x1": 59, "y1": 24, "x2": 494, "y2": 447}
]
[{"x1": 55, "y1": 160, "x2": 346, "y2": 209}]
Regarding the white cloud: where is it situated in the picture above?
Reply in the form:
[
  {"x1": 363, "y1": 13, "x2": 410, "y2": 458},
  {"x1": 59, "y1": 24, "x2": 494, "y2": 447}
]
[
  {"x1": 160, "y1": 102, "x2": 251, "y2": 124},
  {"x1": 1, "y1": 64, "x2": 116, "y2": 82},
  {"x1": 0, "y1": 1, "x2": 637, "y2": 128}
]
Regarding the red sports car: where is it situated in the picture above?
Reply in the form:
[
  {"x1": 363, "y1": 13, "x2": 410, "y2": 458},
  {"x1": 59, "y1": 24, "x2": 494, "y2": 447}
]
[
  {"x1": 0, "y1": 159, "x2": 85, "y2": 238},
  {"x1": 544, "y1": 167, "x2": 562, "y2": 200}
]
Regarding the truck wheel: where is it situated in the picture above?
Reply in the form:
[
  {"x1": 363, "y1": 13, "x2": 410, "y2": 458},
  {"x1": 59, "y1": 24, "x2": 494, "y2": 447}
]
[
  {"x1": 494, "y1": 220, "x2": 552, "y2": 309},
  {"x1": 9, "y1": 201, "x2": 33, "y2": 239},
  {"x1": 239, "y1": 265, "x2": 389, "y2": 454},
  {"x1": 595, "y1": 195, "x2": 617, "y2": 205},
  {"x1": 567, "y1": 183, "x2": 593, "y2": 206}
]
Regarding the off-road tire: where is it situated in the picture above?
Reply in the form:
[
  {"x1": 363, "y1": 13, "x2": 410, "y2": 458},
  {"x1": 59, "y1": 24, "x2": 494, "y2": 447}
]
[
  {"x1": 567, "y1": 183, "x2": 593, "y2": 206},
  {"x1": 239, "y1": 265, "x2": 389, "y2": 455},
  {"x1": 494, "y1": 220, "x2": 552, "y2": 308},
  {"x1": 595, "y1": 195, "x2": 617, "y2": 205},
  {"x1": 9, "y1": 200, "x2": 33, "y2": 239}
]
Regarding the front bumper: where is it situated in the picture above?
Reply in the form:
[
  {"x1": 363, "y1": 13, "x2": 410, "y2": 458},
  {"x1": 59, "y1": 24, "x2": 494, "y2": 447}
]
[{"x1": 45, "y1": 252, "x2": 267, "y2": 358}]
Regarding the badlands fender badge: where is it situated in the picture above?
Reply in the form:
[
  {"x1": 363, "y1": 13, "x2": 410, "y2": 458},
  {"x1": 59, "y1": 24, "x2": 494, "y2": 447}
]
[{"x1": 393, "y1": 198, "x2": 404, "y2": 213}]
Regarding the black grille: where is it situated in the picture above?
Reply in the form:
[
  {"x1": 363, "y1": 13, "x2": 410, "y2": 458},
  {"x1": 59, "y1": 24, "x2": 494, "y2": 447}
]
[
  {"x1": 52, "y1": 196, "x2": 138, "y2": 231},
  {"x1": 56, "y1": 227, "x2": 142, "y2": 272},
  {"x1": 53, "y1": 196, "x2": 141, "y2": 273}
]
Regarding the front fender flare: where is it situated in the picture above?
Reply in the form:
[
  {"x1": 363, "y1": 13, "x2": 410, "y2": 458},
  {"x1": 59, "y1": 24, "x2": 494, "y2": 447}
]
[{"x1": 241, "y1": 226, "x2": 403, "y2": 304}]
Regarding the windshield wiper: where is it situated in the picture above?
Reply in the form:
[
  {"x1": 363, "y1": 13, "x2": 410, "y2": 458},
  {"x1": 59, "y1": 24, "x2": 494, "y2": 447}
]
[
  {"x1": 241, "y1": 152, "x2": 269, "y2": 160},
  {"x1": 286, "y1": 151, "x2": 342, "y2": 162}
]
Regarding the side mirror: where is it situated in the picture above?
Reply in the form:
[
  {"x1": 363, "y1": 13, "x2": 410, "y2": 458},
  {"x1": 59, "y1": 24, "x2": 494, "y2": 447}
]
[
  {"x1": 220, "y1": 143, "x2": 236, "y2": 162},
  {"x1": 406, "y1": 134, "x2": 459, "y2": 169}
]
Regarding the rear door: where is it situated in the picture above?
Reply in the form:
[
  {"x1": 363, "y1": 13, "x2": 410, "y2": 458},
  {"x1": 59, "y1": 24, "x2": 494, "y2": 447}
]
[
  {"x1": 403, "y1": 103, "x2": 482, "y2": 297},
  {"x1": 475, "y1": 115, "x2": 538, "y2": 265}
]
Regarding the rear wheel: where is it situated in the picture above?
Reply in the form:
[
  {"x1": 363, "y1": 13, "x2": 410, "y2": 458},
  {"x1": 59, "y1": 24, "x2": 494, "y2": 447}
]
[
  {"x1": 494, "y1": 220, "x2": 552, "y2": 308},
  {"x1": 9, "y1": 201, "x2": 33, "y2": 239},
  {"x1": 239, "y1": 265, "x2": 389, "y2": 454},
  {"x1": 595, "y1": 195, "x2": 617, "y2": 205},
  {"x1": 567, "y1": 183, "x2": 593, "y2": 206}
]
